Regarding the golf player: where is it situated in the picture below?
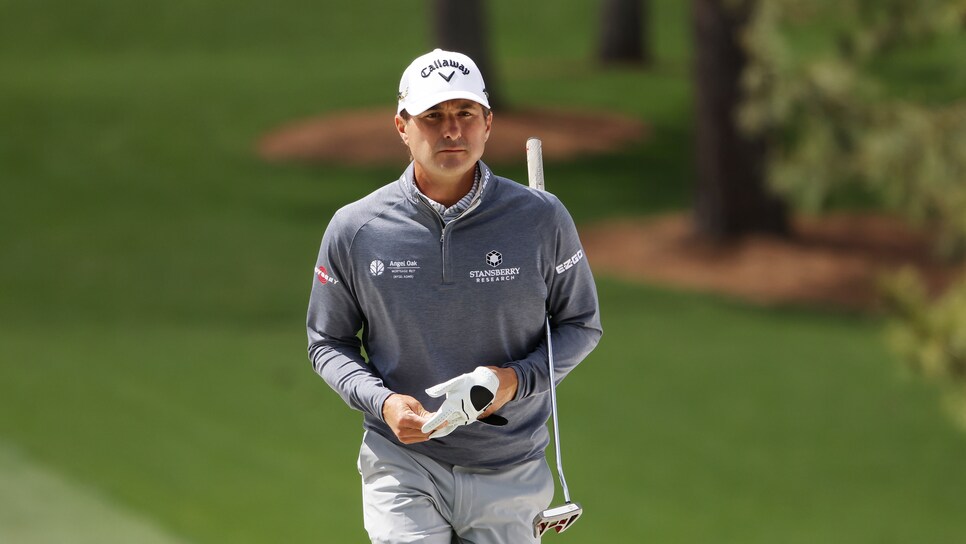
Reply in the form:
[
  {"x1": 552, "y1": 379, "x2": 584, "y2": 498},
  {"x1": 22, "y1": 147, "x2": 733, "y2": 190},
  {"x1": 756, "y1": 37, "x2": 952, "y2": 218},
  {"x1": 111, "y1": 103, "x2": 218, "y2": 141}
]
[{"x1": 306, "y1": 49, "x2": 602, "y2": 543}]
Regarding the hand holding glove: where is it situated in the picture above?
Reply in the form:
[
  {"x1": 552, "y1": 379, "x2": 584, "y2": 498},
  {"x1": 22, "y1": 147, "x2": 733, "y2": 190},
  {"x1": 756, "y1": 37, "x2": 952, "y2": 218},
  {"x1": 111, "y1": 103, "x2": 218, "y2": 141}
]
[{"x1": 421, "y1": 367, "x2": 508, "y2": 439}]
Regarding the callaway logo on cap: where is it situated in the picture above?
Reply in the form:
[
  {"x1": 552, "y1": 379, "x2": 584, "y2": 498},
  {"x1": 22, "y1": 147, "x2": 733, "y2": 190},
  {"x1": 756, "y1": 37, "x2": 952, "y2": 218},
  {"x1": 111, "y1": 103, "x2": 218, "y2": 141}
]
[{"x1": 397, "y1": 48, "x2": 490, "y2": 115}]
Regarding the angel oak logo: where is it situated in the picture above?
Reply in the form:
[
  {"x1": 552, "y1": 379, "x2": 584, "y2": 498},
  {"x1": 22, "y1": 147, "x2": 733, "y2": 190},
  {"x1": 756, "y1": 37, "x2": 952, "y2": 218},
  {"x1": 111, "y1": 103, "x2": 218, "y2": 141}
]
[{"x1": 384, "y1": 258, "x2": 419, "y2": 280}]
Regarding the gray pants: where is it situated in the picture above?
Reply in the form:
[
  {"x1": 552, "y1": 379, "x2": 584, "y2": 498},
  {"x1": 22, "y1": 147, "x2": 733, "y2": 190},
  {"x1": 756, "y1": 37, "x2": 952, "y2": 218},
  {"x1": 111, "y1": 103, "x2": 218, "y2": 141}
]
[{"x1": 357, "y1": 431, "x2": 554, "y2": 544}]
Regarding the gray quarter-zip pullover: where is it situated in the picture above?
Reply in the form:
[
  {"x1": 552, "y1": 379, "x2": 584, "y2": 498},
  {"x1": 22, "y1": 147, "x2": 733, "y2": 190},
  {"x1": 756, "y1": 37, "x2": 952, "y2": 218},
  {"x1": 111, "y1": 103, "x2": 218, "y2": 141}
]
[{"x1": 307, "y1": 161, "x2": 602, "y2": 469}]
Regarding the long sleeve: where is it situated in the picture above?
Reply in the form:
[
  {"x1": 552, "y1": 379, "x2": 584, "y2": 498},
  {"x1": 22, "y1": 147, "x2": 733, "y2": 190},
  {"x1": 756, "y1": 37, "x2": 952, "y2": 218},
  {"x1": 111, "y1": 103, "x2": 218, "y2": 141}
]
[
  {"x1": 508, "y1": 197, "x2": 602, "y2": 399},
  {"x1": 306, "y1": 212, "x2": 393, "y2": 420}
]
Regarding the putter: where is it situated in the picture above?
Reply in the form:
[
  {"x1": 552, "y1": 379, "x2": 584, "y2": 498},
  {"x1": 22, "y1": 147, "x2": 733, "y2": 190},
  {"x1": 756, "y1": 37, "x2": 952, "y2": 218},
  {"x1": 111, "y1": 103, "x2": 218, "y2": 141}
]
[{"x1": 527, "y1": 138, "x2": 584, "y2": 537}]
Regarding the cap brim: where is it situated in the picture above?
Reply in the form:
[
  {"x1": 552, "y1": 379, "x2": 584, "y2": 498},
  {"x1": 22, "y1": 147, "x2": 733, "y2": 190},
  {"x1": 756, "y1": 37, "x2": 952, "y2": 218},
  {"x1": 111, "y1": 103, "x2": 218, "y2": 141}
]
[{"x1": 399, "y1": 90, "x2": 491, "y2": 115}]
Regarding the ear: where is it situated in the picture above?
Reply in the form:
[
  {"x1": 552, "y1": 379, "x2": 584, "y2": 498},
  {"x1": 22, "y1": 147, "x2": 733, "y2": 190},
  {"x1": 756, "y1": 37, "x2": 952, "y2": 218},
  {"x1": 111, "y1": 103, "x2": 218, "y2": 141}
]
[
  {"x1": 483, "y1": 111, "x2": 492, "y2": 143},
  {"x1": 394, "y1": 115, "x2": 409, "y2": 145}
]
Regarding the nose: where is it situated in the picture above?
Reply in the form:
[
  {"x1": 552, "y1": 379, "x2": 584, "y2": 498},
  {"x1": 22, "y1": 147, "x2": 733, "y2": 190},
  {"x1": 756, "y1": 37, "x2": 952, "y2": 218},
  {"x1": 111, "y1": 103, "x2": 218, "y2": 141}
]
[{"x1": 441, "y1": 114, "x2": 461, "y2": 140}]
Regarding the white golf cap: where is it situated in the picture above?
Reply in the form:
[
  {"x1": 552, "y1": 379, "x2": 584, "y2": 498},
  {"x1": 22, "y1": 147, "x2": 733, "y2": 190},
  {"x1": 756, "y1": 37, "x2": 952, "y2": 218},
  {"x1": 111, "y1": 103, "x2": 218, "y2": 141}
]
[{"x1": 397, "y1": 48, "x2": 490, "y2": 115}]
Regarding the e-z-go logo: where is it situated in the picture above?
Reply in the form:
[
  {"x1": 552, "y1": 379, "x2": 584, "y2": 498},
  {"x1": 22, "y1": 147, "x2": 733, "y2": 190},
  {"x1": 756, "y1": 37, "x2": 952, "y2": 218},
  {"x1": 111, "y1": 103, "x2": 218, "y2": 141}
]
[{"x1": 555, "y1": 249, "x2": 584, "y2": 274}]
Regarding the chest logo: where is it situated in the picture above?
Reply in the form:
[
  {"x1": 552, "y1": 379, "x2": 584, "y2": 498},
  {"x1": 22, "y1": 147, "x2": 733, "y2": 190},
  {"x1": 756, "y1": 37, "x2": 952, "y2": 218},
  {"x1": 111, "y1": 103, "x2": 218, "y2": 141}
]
[
  {"x1": 377, "y1": 258, "x2": 420, "y2": 280},
  {"x1": 470, "y1": 250, "x2": 520, "y2": 283}
]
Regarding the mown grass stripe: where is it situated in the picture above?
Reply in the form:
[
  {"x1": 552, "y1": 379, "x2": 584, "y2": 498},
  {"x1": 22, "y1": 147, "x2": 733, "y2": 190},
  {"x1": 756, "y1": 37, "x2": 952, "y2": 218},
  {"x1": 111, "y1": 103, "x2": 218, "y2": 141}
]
[{"x1": 0, "y1": 441, "x2": 190, "y2": 544}]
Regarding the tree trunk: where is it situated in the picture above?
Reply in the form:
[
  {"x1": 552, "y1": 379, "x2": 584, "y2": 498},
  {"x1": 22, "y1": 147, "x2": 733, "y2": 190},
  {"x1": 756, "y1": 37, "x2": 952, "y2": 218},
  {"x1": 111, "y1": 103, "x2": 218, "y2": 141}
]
[
  {"x1": 691, "y1": 0, "x2": 787, "y2": 239},
  {"x1": 433, "y1": 0, "x2": 503, "y2": 110},
  {"x1": 598, "y1": 0, "x2": 650, "y2": 64}
]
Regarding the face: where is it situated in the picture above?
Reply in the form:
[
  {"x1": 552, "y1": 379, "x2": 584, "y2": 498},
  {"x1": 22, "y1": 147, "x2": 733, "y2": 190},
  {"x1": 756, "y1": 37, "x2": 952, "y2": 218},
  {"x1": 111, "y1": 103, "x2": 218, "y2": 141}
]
[{"x1": 395, "y1": 99, "x2": 492, "y2": 185}]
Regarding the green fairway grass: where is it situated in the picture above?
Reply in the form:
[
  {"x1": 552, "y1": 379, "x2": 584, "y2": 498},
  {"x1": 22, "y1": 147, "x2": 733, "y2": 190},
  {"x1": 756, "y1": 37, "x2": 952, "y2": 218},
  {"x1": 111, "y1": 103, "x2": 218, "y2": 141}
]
[
  {"x1": 565, "y1": 282, "x2": 966, "y2": 543},
  {"x1": 3, "y1": 0, "x2": 966, "y2": 542},
  {"x1": 4, "y1": 284, "x2": 966, "y2": 543},
  {"x1": 0, "y1": 441, "x2": 189, "y2": 544}
]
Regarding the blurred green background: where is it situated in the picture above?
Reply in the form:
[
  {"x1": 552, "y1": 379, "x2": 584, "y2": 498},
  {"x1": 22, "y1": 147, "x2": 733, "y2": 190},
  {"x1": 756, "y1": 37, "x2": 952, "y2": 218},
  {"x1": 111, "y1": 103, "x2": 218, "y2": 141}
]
[{"x1": 3, "y1": 1, "x2": 966, "y2": 542}]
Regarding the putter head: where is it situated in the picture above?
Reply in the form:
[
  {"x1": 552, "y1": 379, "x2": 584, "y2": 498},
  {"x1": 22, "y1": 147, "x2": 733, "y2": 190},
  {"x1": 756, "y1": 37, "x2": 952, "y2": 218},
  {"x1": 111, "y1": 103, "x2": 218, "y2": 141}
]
[{"x1": 533, "y1": 502, "x2": 582, "y2": 538}]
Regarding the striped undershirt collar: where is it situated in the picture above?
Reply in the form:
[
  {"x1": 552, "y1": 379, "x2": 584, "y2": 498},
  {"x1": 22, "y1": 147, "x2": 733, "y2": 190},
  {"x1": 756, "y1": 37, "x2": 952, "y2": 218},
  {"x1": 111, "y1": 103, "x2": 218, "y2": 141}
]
[{"x1": 414, "y1": 164, "x2": 485, "y2": 223}]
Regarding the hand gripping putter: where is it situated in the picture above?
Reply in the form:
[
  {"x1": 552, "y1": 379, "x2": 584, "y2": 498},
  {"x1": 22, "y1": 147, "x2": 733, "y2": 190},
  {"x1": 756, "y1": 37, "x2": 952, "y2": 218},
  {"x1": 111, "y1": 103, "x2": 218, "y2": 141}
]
[{"x1": 527, "y1": 138, "x2": 583, "y2": 538}]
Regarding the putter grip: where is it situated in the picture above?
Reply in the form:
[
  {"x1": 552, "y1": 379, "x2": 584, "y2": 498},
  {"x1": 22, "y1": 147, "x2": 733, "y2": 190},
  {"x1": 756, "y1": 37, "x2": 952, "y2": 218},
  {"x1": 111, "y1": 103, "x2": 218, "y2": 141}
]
[{"x1": 526, "y1": 137, "x2": 545, "y2": 191}]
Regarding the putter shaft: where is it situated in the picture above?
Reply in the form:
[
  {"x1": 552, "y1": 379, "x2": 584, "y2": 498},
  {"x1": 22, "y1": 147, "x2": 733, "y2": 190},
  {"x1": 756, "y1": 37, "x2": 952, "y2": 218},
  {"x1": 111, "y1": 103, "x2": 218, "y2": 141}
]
[{"x1": 546, "y1": 316, "x2": 572, "y2": 503}]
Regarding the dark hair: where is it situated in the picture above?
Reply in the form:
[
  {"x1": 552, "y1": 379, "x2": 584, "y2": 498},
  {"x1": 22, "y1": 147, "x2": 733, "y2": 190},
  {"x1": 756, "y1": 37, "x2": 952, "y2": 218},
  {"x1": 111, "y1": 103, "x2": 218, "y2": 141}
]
[{"x1": 398, "y1": 104, "x2": 492, "y2": 121}]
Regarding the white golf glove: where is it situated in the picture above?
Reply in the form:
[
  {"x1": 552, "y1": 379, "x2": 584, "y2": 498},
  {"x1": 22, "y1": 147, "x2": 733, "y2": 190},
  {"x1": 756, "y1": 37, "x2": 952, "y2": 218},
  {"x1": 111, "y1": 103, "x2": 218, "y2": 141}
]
[{"x1": 421, "y1": 367, "x2": 507, "y2": 439}]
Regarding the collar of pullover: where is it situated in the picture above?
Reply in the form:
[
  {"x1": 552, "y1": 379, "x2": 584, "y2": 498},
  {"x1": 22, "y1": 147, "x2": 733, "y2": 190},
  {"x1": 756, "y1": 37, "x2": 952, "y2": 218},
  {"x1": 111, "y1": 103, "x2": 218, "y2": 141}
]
[{"x1": 399, "y1": 160, "x2": 494, "y2": 210}]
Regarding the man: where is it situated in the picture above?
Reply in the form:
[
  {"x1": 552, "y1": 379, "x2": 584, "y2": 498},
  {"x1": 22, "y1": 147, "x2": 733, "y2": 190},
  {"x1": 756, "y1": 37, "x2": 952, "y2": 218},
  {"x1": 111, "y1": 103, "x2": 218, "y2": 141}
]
[{"x1": 306, "y1": 48, "x2": 602, "y2": 543}]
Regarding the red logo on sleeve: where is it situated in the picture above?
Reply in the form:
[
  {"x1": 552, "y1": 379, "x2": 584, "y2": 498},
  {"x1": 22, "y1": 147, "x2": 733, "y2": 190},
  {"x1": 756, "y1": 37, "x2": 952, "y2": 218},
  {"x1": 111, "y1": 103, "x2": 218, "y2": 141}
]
[{"x1": 315, "y1": 265, "x2": 339, "y2": 285}]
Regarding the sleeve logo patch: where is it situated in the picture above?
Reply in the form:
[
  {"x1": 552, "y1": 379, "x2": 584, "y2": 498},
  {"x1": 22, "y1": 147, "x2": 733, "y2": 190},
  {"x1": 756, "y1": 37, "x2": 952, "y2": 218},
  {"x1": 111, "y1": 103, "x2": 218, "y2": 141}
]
[
  {"x1": 555, "y1": 249, "x2": 584, "y2": 274},
  {"x1": 315, "y1": 265, "x2": 339, "y2": 285}
]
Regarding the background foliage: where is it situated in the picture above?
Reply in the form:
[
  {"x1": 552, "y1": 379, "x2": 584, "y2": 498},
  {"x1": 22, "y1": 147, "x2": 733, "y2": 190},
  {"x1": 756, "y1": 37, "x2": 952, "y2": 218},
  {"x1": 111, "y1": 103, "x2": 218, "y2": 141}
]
[
  {"x1": 740, "y1": 0, "x2": 966, "y2": 255},
  {"x1": 735, "y1": 0, "x2": 966, "y2": 426}
]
